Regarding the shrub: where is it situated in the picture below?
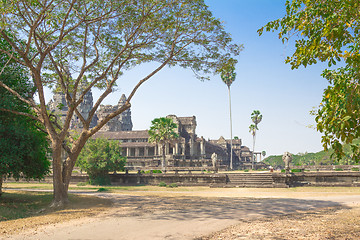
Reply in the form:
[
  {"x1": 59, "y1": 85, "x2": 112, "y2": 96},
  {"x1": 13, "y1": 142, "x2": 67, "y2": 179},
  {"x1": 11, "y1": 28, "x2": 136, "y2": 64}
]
[
  {"x1": 244, "y1": 169, "x2": 249, "y2": 172},
  {"x1": 153, "y1": 170, "x2": 162, "y2": 174},
  {"x1": 158, "y1": 181, "x2": 167, "y2": 187},
  {"x1": 335, "y1": 168, "x2": 344, "y2": 171},
  {"x1": 167, "y1": 183, "x2": 178, "y2": 188},
  {"x1": 291, "y1": 169, "x2": 302, "y2": 173},
  {"x1": 281, "y1": 169, "x2": 285, "y2": 173},
  {"x1": 97, "y1": 187, "x2": 108, "y2": 192},
  {"x1": 76, "y1": 138, "x2": 126, "y2": 186},
  {"x1": 351, "y1": 167, "x2": 359, "y2": 171}
]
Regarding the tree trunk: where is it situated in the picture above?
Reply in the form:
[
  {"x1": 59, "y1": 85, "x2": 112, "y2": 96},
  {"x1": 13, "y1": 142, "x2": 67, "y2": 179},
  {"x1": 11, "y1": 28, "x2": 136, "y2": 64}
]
[
  {"x1": 51, "y1": 143, "x2": 69, "y2": 207},
  {"x1": 162, "y1": 143, "x2": 166, "y2": 171},
  {"x1": 228, "y1": 86, "x2": 233, "y2": 170},
  {"x1": 252, "y1": 133, "x2": 256, "y2": 170}
]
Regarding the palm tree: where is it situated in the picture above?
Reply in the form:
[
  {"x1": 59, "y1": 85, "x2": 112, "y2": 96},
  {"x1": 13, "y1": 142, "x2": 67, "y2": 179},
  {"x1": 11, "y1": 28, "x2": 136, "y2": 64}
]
[
  {"x1": 148, "y1": 117, "x2": 179, "y2": 170},
  {"x1": 249, "y1": 110, "x2": 262, "y2": 169},
  {"x1": 221, "y1": 67, "x2": 236, "y2": 170}
]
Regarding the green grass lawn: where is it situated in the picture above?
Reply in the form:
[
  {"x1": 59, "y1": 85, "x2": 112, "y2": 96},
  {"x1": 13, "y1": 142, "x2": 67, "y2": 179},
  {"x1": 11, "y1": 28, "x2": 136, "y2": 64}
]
[
  {"x1": 0, "y1": 190, "x2": 112, "y2": 223},
  {"x1": 0, "y1": 191, "x2": 53, "y2": 221}
]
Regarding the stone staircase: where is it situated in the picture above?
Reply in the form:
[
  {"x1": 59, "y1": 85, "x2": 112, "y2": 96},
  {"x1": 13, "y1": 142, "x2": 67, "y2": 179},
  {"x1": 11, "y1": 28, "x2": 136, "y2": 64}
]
[{"x1": 224, "y1": 173, "x2": 288, "y2": 188}]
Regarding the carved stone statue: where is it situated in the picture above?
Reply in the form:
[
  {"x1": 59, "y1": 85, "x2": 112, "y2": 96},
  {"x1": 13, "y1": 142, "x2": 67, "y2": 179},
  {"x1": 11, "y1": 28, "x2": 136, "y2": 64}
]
[
  {"x1": 282, "y1": 152, "x2": 292, "y2": 172},
  {"x1": 211, "y1": 152, "x2": 218, "y2": 172}
]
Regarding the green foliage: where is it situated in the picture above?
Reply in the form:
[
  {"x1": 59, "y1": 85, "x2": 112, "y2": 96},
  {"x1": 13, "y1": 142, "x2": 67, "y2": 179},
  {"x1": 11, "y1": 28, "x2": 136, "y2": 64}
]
[
  {"x1": 97, "y1": 188, "x2": 108, "y2": 192},
  {"x1": 221, "y1": 67, "x2": 236, "y2": 87},
  {"x1": 264, "y1": 142, "x2": 360, "y2": 168},
  {"x1": 148, "y1": 117, "x2": 179, "y2": 168},
  {"x1": 167, "y1": 183, "x2": 178, "y2": 188},
  {"x1": 351, "y1": 168, "x2": 359, "y2": 171},
  {"x1": 291, "y1": 169, "x2": 302, "y2": 173},
  {"x1": 335, "y1": 168, "x2": 344, "y2": 171},
  {"x1": 77, "y1": 138, "x2": 126, "y2": 186},
  {"x1": 0, "y1": 35, "x2": 50, "y2": 186},
  {"x1": 158, "y1": 181, "x2": 167, "y2": 187},
  {"x1": 244, "y1": 169, "x2": 249, "y2": 172},
  {"x1": 148, "y1": 118, "x2": 179, "y2": 145},
  {"x1": 259, "y1": 0, "x2": 360, "y2": 161}
]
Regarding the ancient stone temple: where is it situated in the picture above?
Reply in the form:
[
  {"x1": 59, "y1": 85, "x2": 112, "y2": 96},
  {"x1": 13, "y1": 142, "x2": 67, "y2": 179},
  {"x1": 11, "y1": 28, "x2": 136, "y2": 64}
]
[
  {"x1": 48, "y1": 90, "x2": 132, "y2": 131},
  {"x1": 94, "y1": 114, "x2": 255, "y2": 170},
  {"x1": 97, "y1": 94, "x2": 133, "y2": 131},
  {"x1": 48, "y1": 88, "x2": 257, "y2": 170}
]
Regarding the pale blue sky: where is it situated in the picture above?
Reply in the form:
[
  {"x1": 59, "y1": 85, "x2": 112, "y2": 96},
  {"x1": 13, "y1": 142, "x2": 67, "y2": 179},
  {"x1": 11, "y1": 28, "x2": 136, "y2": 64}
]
[{"x1": 44, "y1": 0, "x2": 330, "y2": 157}]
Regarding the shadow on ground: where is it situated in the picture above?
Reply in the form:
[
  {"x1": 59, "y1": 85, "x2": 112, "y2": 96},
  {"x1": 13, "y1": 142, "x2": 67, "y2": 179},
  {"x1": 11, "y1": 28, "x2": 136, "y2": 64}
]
[{"x1": 95, "y1": 193, "x2": 346, "y2": 221}]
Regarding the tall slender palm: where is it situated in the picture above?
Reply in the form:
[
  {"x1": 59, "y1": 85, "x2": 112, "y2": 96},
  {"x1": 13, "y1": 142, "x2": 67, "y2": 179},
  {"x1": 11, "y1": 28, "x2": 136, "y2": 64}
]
[
  {"x1": 148, "y1": 117, "x2": 179, "y2": 170},
  {"x1": 249, "y1": 110, "x2": 262, "y2": 169},
  {"x1": 221, "y1": 67, "x2": 236, "y2": 170}
]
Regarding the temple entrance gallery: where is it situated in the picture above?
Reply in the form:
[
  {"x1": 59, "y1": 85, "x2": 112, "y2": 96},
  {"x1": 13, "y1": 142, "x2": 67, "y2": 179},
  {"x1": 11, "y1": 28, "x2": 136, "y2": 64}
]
[{"x1": 49, "y1": 91, "x2": 262, "y2": 170}]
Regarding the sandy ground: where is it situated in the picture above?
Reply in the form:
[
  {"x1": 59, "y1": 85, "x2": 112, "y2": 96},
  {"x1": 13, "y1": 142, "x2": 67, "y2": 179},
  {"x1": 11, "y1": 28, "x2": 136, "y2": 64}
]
[{"x1": 2, "y1": 188, "x2": 360, "y2": 240}]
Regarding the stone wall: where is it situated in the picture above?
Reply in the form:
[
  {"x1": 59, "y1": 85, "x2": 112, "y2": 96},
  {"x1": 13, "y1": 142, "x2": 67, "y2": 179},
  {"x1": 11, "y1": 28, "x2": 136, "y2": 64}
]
[
  {"x1": 109, "y1": 173, "x2": 226, "y2": 186},
  {"x1": 272, "y1": 172, "x2": 360, "y2": 187}
]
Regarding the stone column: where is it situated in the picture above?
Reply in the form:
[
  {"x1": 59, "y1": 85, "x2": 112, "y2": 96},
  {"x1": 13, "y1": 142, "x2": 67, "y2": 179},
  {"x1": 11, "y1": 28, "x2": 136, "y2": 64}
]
[
  {"x1": 144, "y1": 147, "x2": 149, "y2": 157},
  {"x1": 190, "y1": 138, "x2": 194, "y2": 156},
  {"x1": 200, "y1": 138, "x2": 205, "y2": 155},
  {"x1": 126, "y1": 147, "x2": 130, "y2": 157},
  {"x1": 175, "y1": 143, "x2": 179, "y2": 155},
  {"x1": 135, "y1": 148, "x2": 139, "y2": 157}
]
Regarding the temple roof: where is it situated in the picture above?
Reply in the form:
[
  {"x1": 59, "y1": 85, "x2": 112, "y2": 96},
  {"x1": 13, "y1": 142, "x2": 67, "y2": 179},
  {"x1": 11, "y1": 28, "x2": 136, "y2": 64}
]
[{"x1": 94, "y1": 130, "x2": 149, "y2": 139}]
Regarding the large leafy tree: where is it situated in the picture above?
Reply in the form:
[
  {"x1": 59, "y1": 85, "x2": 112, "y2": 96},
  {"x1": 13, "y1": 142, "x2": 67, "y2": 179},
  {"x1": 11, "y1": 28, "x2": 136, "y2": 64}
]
[
  {"x1": 0, "y1": 0, "x2": 241, "y2": 206},
  {"x1": 148, "y1": 117, "x2": 179, "y2": 170},
  {"x1": 258, "y1": 0, "x2": 360, "y2": 161},
  {"x1": 221, "y1": 67, "x2": 236, "y2": 170},
  {"x1": 0, "y1": 37, "x2": 50, "y2": 197},
  {"x1": 249, "y1": 110, "x2": 262, "y2": 169},
  {"x1": 77, "y1": 138, "x2": 126, "y2": 185}
]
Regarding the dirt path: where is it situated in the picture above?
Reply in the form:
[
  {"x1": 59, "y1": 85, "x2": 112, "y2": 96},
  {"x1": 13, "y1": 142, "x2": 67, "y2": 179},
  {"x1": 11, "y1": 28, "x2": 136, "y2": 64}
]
[{"x1": 4, "y1": 191, "x2": 360, "y2": 240}]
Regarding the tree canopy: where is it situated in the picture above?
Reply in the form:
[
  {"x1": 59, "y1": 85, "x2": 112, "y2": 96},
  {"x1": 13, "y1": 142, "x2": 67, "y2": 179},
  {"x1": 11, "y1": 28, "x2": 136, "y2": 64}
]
[
  {"x1": 77, "y1": 138, "x2": 126, "y2": 185},
  {"x1": 148, "y1": 117, "x2": 179, "y2": 169},
  {"x1": 0, "y1": 0, "x2": 241, "y2": 205},
  {"x1": 0, "y1": 36, "x2": 50, "y2": 196},
  {"x1": 258, "y1": 0, "x2": 360, "y2": 161}
]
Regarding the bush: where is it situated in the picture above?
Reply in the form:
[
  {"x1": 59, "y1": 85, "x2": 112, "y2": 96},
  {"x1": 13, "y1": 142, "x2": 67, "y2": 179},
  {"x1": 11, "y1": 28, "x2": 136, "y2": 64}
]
[
  {"x1": 76, "y1": 138, "x2": 126, "y2": 186},
  {"x1": 167, "y1": 183, "x2": 178, "y2": 188},
  {"x1": 153, "y1": 170, "x2": 162, "y2": 174},
  {"x1": 90, "y1": 175, "x2": 111, "y2": 186},
  {"x1": 97, "y1": 187, "x2": 108, "y2": 192},
  {"x1": 244, "y1": 169, "x2": 249, "y2": 172},
  {"x1": 352, "y1": 167, "x2": 359, "y2": 171},
  {"x1": 335, "y1": 168, "x2": 344, "y2": 171},
  {"x1": 291, "y1": 169, "x2": 302, "y2": 173},
  {"x1": 158, "y1": 181, "x2": 167, "y2": 187}
]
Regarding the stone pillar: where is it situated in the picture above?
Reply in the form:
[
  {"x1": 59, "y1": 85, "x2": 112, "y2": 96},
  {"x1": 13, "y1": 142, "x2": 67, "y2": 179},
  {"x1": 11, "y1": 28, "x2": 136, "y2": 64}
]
[
  {"x1": 182, "y1": 143, "x2": 186, "y2": 156},
  {"x1": 144, "y1": 147, "x2": 148, "y2": 157},
  {"x1": 135, "y1": 148, "x2": 139, "y2": 157},
  {"x1": 175, "y1": 143, "x2": 179, "y2": 155},
  {"x1": 200, "y1": 138, "x2": 205, "y2": 155},
  {"x1": 190, "y1": 138, "x2": 194, "y2": 156},
  {"x1": 126, "y1": 147, "x2": 130, "y2": 157}
]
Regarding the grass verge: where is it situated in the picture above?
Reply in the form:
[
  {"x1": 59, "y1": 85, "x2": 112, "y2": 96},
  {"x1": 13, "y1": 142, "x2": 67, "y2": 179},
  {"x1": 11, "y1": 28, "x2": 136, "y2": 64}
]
[{"x1": 0, "y1": 191, "x2": 112, "y2": 235}]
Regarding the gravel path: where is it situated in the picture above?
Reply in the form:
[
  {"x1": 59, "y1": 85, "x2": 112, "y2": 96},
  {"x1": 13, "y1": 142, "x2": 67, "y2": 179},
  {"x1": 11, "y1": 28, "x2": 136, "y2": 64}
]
[{"x1": 4, "y1": 191, "x2": 360, "y2": 240}]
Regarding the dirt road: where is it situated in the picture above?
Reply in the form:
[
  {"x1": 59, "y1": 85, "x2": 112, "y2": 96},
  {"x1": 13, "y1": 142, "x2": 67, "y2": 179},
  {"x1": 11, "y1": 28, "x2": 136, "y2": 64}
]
[{"x1": 4, "y1": 190, "x2": 360, "y2": 240}]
